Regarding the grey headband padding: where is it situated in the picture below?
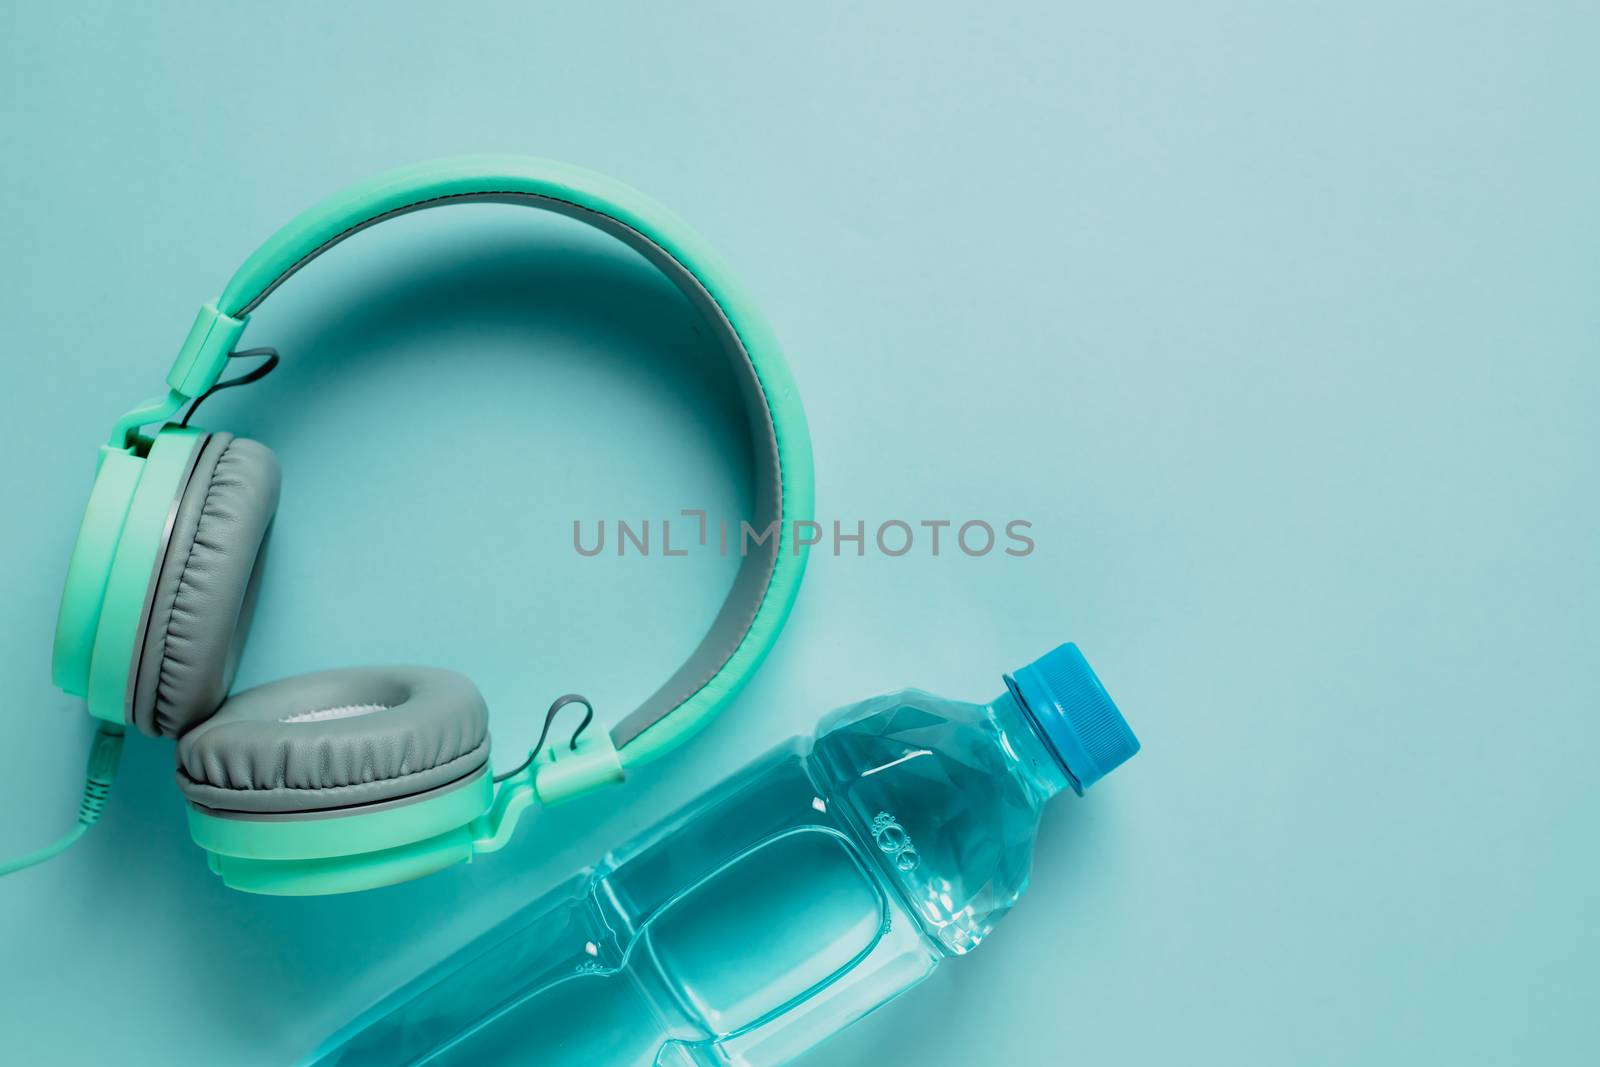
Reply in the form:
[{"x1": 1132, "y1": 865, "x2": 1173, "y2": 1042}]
[
  {"x1": 231, "y1": 191, "x2": 786, "y2": 752},
  {"x1": 176, "y1": 666, "x2": 491, "y2": 814},
  {"x1": 132, "y1": 433, "x2": 281, "y2": 739}
]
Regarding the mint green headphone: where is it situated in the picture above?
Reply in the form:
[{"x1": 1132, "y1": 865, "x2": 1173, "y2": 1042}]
[{"x1": 6, "y1": 157, "x2": 813, "y2": 896}]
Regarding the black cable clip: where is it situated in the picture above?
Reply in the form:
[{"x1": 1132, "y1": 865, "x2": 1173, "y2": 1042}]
[
  {"x1": 180, "y1": 347, "x2": 281, "y2": 427},
  {"x1": 494, "y1": 694, "x2": 595, "y2": 783}
]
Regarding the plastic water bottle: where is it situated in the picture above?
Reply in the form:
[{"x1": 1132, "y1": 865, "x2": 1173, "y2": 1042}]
[{"x1": 309, "y1": 643, "x2": 1140, "y2": 1067}]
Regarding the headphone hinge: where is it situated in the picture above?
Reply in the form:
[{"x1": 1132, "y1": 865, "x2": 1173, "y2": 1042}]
[
  {"x1": 167, "y1": 302, "x2": 247, "y2": 397},
  {"x1": 471, "y1": 731, "x2": 624, "y2": 855}
]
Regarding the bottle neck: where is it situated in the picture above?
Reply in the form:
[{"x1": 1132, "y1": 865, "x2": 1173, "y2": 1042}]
[{"x1": 987, "y1": 690, "x2": 1072, "y2": 802}]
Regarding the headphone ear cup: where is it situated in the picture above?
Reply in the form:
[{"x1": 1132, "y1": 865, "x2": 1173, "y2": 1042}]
[
  {"x1": 131, "y1": 433, "x2": 281, "y2": 739},
  {"x1": 176, "y1": 666, "x2": 490, "y2": 814}
]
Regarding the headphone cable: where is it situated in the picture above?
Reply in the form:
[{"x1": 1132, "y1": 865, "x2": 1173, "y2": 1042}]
[{"x1": 0, "y1": 723, "x2": 123, "y2": 878}]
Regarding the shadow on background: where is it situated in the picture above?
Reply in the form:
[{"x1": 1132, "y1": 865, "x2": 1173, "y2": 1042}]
[{"x1": 213, "y1": 222, "x2": 753, "y2": 486}]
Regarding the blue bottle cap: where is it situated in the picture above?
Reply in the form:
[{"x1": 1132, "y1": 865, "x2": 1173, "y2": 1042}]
[{"x1": 1005, "y1": 643, "x2": 1140, "y2": 794}]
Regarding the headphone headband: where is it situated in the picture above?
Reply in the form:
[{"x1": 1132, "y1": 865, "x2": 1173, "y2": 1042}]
[
  {"x1": 133, "y1": 157, "x2": 813, "y2": 768},
  {"x1": 29, "y1": 157, "x2": 813, "y2": 893}
]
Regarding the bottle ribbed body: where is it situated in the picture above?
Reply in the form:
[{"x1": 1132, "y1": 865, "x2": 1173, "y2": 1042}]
[{"x1": 309, "y1": 690, "x2": 1058, "y2": 1067}]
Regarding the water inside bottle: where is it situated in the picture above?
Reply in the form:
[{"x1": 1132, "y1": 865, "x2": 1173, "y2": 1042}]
[{"x1": 320, "y1": 745, "x2": 938, "y2": 1067}]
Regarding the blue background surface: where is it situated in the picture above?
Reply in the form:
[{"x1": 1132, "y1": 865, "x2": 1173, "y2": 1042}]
[{"x1": 2, "y1": 3, "x2": 1596, "y2": 1064}]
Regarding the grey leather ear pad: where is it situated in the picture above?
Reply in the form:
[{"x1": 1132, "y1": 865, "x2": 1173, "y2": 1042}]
[
  {"x1": 175, "y1": 666, "x2": 490, "y2": 814},
  {"x1": 131, "y1": 433, "x2": 281, "y2": 739}
]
